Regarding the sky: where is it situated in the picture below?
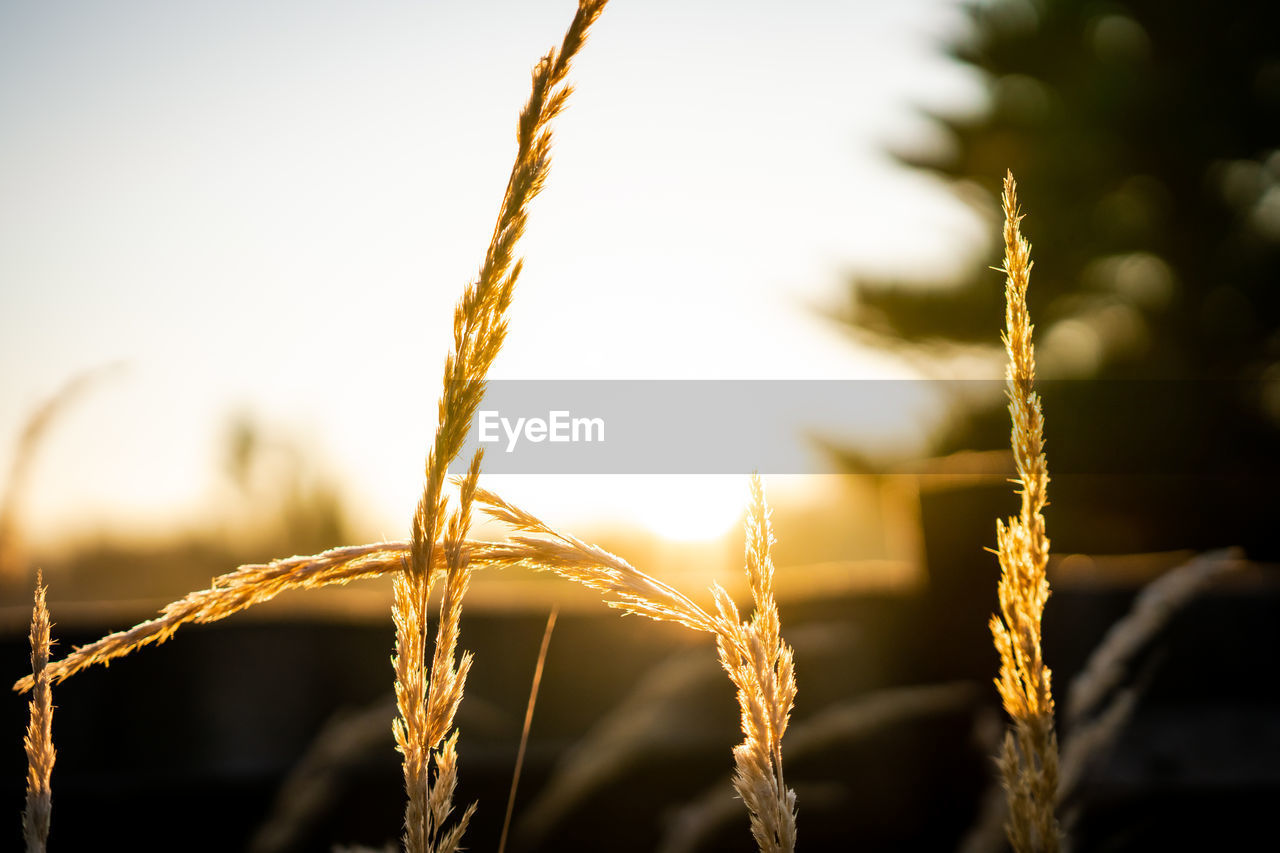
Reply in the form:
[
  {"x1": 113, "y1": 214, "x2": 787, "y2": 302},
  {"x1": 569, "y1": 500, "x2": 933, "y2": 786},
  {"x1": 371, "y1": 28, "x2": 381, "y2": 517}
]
[{"x1": 0, "y1": 0, "x2": 990, "y2": 549}]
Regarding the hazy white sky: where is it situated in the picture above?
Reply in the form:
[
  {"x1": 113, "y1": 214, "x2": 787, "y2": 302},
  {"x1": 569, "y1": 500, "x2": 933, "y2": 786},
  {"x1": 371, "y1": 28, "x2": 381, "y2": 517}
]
[{"x1": 0, "y1": 0, "x2": 989, "y2": 547}]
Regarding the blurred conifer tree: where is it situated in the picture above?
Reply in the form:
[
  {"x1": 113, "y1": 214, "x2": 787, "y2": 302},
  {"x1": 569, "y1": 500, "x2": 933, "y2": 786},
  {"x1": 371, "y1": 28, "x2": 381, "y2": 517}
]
[{"x1": 843, "y1": 0, "x2": 1280, "y2": 555}]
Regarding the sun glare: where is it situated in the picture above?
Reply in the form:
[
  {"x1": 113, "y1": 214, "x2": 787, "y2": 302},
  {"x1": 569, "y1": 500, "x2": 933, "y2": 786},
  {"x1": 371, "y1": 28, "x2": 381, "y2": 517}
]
[
  {"x1": 624, "y1": 475, "x2": 749, "y2": 542},
  {"x1": 480, "y1": 474, "x2": 749, "y2": 544}
]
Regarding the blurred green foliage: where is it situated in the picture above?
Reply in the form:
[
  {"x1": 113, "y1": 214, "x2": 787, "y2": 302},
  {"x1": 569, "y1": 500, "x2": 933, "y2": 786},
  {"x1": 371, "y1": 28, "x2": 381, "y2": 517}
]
[{"x1": 843, "y1": 0, "x2": 1280, "y2": 556}]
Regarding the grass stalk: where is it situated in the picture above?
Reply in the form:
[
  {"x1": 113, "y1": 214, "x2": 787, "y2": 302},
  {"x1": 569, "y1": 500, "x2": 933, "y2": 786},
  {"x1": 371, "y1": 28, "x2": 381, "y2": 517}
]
[
  {"x1": 498, "y1": 605, "x2": 559, "y2": 853},
  {"x1": 715, "y1": 475, "x2": 797, "y2": 852},
  {"x1": 989, "y1": 170, "x2": 1062, "y2": 852},
  {"x1": 23, "y1": 569, "x2": 54, "y2": 853},
  {"x1": 12, "y1": 539, "x2": 512, "y2": 693},
  {"x1": 394, "y1": 4, "x2": 610, "y2": 850}
]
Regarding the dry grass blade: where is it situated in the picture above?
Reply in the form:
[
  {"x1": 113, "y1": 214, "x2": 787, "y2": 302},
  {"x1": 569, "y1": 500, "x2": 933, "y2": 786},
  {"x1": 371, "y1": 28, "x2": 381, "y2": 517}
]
[
  {"x1": 250, "y1": 694, "x2": 398, "y2": 853},
  {"x1": 1064, "y1": 547, "x2": 1244, "y2": 727},
  {"x1": 498, "y1": 605, "x2": 559, "y2": 853},
  {"x1": 989, "y1": 171, "x2": 1062, "y2": 853},
  {"x1": 1057, "y1": 687, "x2": 1138, "y2": 817},
  {"x1": 781, "y1": 682, "x2": 976, "y2": 758},
  {"x1": 23, "y1": 569, "x2": 55, "y2": 853},
  {"x1": 517, "y1": 648, "x2": 720, "y2": 845},
  {"x1": 1, "y1": 364, "x2": 121, "y2": 585},
  {"x1": 12, "y1": 539, "x2": 515, "y2": 693}
]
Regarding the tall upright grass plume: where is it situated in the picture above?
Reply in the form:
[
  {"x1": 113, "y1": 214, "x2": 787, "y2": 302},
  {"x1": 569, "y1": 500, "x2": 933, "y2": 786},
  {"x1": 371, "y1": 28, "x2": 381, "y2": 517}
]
[
  {"x1": 989, "y1": 171, "x2": 1062, "y2": 852},
  {"x1": 393, "y1": 2, "x2": 610, "y2": 851},
  {"x1": 714, "y1": 475, "x2": 798, "y2": 853},
  {"x1": 23, "y1": 569, "x2": 55, "y2": 853}
]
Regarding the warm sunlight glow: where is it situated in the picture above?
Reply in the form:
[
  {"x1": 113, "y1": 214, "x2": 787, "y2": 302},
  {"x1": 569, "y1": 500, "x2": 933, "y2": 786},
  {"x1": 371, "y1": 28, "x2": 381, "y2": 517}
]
[
  {"x1": 479, "y1": 474, "x2": 749, "y2": 544},
  {"x1": 0, "y1": 0, "x2": 983, "y2": 550},
  {"x1": 623, "y1": 476, "x2": 749, "y2": 542}
]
